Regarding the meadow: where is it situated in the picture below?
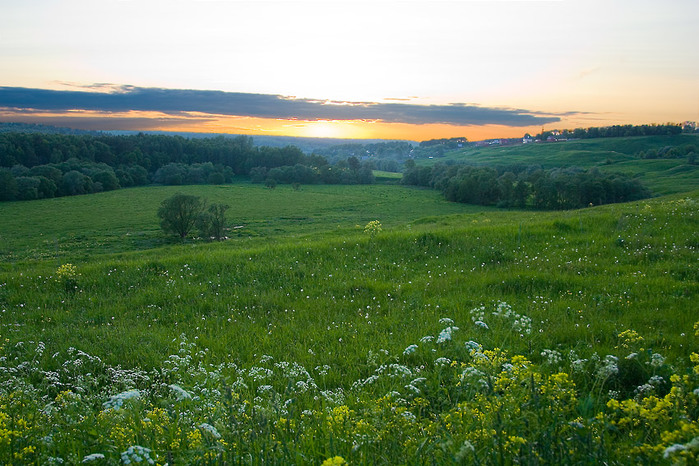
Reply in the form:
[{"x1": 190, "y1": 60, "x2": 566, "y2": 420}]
[
  {"x1": 0, "y1": 180, "x2": 697, "y2": 464},
  {"x1": 423, "y1": 134, "x2": 699, "y2": 195}
]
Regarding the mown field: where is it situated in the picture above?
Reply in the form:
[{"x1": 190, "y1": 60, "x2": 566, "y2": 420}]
[
  {"x1": 0, "y1": 179, "x2": 698, "y2": 463},
  {"x1": 424, "y1": 134, "x2": 699, "y2": 195}
]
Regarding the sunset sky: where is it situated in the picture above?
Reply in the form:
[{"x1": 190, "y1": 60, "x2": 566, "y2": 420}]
[{"x1": 1, "y1": 0, "x2": 697, "y2": 141}]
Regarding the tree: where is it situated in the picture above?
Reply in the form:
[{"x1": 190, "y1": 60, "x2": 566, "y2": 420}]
[
  {"x1": 0, "y1": 169, "x2": 17, "y2": 201},
  {"x1": 157, "y1": 193, "x2": 205, "y2": 239},
  {"x1": 197, "y1": 203, "x2": 229, "y2": 241}
]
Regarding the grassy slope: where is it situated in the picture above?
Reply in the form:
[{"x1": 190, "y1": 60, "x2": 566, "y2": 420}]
[
  {"x1": 424, "y1": 134, "x2": 699, "y2": 195},
  {"x1": 1, "y1": 187, "x2": 696, "y2": 373}
]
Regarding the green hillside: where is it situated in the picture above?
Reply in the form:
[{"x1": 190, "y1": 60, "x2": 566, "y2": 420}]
[
  {"x1": 423, "y1": 134, "x2": 699, "y2": 195},
  {"x1": 0, "y1": 182, "x2": 697, "y2": 463}
]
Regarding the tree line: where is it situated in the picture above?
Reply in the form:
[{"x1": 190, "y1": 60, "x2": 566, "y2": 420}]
[
  {"x1": 534, "y1": 124, "x2": 683, "y2": 141},
  {"x1": 402, "y1": 162, "x2": 651, "y2": 210},
  {"x1": 0, "y1": 132, "x2": 373, "y2": 201}
]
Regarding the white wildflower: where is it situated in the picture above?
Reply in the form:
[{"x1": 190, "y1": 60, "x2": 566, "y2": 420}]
[
  {"x1": 403, "y1": 344, "x2": 418, "y2": 355},
  {"x1": 541, "y1": 349, "x2": 563, "y2": 365},
  {"x1": 649, "y1": 353, "x2": 665, "y2": 368},
  {"x1": 663, "y1": 444, "x2": 686, "y2": 459},
  {"x1": 465, "y1": 340, "x2": 482, "y2": 352},
  {"x1": 103, "y1": 389, "x2": 140, "y2": 411},
  {"x1": 168, "y1": 384, "x2": 192, "y2": 401},
  {"x1": 121, "y1": 445, "x2": 155, "y2": 465},
  {"x1": 437, "y1": 326, "x2": 458, "y2": 343},
  {"x1": 199, "y1": 423, "x2": 221, "y2": 439},
  {"x1": 649, "y1": 375, "x2": 664, "y2": 386},
  {"x1": 82, "y1": 453, "x2": 105, "y2": 463},
  {"x1": 474, "y1": 320, "x2": 489, "y2": 330}
]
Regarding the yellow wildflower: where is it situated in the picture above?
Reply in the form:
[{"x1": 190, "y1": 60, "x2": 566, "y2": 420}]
[{"x1": 322, "y1": 456, "x2": 346, "y2": 465}]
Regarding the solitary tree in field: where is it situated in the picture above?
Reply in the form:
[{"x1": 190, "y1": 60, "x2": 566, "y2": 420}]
[{"x1": 158, "y1": 193, "x2": 206, "y2": 239}]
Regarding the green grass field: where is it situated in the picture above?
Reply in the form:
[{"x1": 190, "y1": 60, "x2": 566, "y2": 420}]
[
  {"x1": 423, "y1": 134, "x2": 699, "y2": 195},
  {"x1": 0, "y1": 183, "x2": 492, "y2": 264},
  {"x1": 0, "y1": 171, "x2": 698, "y2": 463}
]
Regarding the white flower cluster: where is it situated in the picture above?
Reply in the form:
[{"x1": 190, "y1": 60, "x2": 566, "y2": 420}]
[
  {"x1": 102, "y1": 389, "x2": 140, "y2": 411},
  {"x1": 121, "y1": 445, "x2": 155, "y2": 465}
]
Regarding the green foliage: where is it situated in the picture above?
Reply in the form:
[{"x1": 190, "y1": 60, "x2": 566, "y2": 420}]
[
  {"x1": 197, "y1": 203, "x2": 229, "y2": 241},
  {"x1": 157, "y1": 193, "x2": 206, "y2": 239},
  {"x1": 404, "y1": 163, "x2": 650, "y2": 209}
]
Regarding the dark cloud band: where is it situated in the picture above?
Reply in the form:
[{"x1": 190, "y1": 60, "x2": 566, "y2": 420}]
[{"x1": 0, "y1": 85, "x2": 563, "y2": 127}]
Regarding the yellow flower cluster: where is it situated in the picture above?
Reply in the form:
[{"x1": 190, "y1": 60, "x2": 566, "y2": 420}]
[
  {"x1": 56, "y1": 263, "x2": 77, "y2": 280},
  {"x1": 321, "y1": 456, "x2": 346, "y2": 466},
  {"x1": 363, "y1": 220, "x2": 383, "y2": 237},
  {"x1": 617, "y1": 329, "x2": 644, "y2": 348}
]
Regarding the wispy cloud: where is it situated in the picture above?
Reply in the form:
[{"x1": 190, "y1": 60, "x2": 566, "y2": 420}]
[{"x1": 0, "y1": 85, "x2": 569, "y2": 127}]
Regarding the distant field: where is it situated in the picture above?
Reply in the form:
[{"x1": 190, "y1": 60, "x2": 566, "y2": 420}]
[
  {"x1": 422, "y1": 134, "x2": 699, "y2": 195},
  {"x1": 0, "y1": 182, "x2": 492, "y2": 263}
]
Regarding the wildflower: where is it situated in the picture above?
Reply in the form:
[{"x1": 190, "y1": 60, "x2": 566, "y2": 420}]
[
  {"x1": 663, "y1": 443, "x2": 686, "y2": 459},
  {"x1": 56, "y1": 263, "x2": 79, "y2": 293},
  {"x1": 103, "y1": 389, "x2": 140, "y2": 411},
  {"x1": 455, "y1": 440, "x2": 475, "y2": 461},
  {"x1": 465, "y1": 340, "x2": 482, "y2": 352},
  {"x1": 596, "y1": 355, "x2": 618, "y2": 379},
  {"x1": 363, "y1": 220, "x2": 382, "y2": 238},
  {"x1": 635, "y1": 384, "x2": 654, "y2": 397},
  {"x1": 541, "y1": 349, "x2": 563, "y2": 365},
  {"x1": 199, "y1": 423, "x2": 221, "y2": 439},
  {"x1": 434, "y1": 357, "x2": 451, "y2": 366},
  {"x1": 405, "y1": 384, "x2": 421, "y2": 394},
  {"x1": 617, "y1": 329, "x2": 644, "y2": 348},
  {"x1": 439, "y1": 317, "x2": 454, "y2": 325},
  {"x1": 437, "y1": 326, "x2": 458, "y2": 343},
  {"x1": 420, "y1": 335, "x2": 434, "y2": 343},
  {"x1": 121, "y1": 445, "x2": 155, "y2": 465},
  {"x1": 169, "y1": 384, "x2": 192, "y2": 401},
  {"x1": 474, "y1": 320, "x2": 489, "y2": 330},
  {"x1": 649, "y1": 352, "x2": 665, "y2": 368},
  {"x1": 322, "y1": 456, "x2": 346, "y2": 466},
  {"x1": 403, "y1": 344, "x2": 418, "y2": 355},
  {"x1": 570, "y1": 359, "x2": 588, "y2": 372},
  {"x1": 649, "y1": 375, "x2": 664, "y2": 386},
  {"x1": 82, "y1": 453, "x2": 105, "y2": 463},
  {"x1": 56, "y1": 263, "x2": 77, "y2": 281}
]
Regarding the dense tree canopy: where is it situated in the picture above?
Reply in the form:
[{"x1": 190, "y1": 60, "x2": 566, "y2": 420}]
[
  {"x1": 403, "y1": 163, "x2": 650, "y2": 210},
  {"x1": 0, "y1": 132, "x2": 375, "y2": 201}
]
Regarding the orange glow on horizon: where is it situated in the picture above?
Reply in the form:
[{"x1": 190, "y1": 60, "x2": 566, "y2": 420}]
[{"x1": 0, "y1": 108, "x2": 684, "y2": 143}]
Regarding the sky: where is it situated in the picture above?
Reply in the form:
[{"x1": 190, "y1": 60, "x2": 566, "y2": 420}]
[{"x1": 0, "y1": 0, "x2": 697, "y2": 141}]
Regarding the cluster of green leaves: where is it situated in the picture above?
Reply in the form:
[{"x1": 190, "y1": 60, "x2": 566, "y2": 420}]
[
  {"x1": 534, "y1": 123, "x2": 684, "y2": 141},
  {"x1": 158, "y1": 193, "x2": 229, "y2": 241},
  {"x1": 0, "y1": 133, "x2": 330, "y2": 202},
  {"x1": 403, "y1": 163, "x2": 649, "y2": 209}
]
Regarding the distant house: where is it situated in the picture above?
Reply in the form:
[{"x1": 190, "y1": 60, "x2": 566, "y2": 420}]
[{"x1": 523, "y1": 135, "x2": 534, "y2": 144}]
